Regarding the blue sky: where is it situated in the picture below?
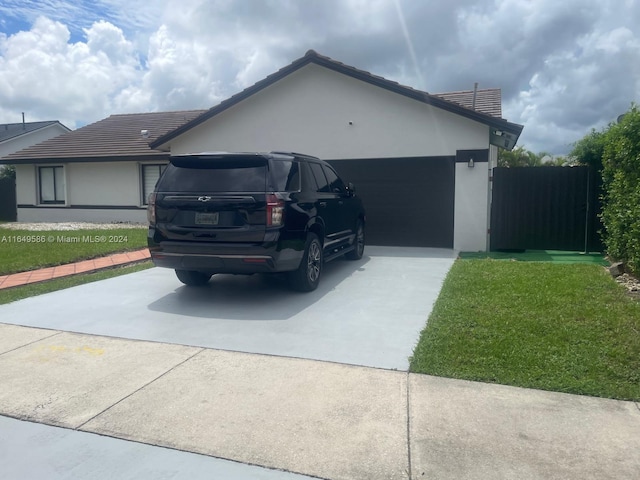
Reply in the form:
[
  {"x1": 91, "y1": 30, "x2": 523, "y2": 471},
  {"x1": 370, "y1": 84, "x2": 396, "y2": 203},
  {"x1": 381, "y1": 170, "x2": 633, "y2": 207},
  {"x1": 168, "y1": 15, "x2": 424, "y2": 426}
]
[{"x1": 1, "y1": 0, "x2": 639, "y2": 155}]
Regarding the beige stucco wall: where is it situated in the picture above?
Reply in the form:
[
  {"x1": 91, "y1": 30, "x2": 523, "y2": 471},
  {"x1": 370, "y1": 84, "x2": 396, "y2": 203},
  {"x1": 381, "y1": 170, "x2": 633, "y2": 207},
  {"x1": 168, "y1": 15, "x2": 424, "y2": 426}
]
[
  {"x1": 170, "y1": 64, "x2": 490, "y2": 159},
  {"x1": 15, "y1": 164, "x2": 37, "y2": 205},
  {"x1": 15, "y1": 161, "x2": 151, "y2": 223},
  {"x1": 67, "y1": 162, "x2": 141, "y2": 206},
  {"x1": 454, "y1": 161, "x2": 490, "y2": 251}
]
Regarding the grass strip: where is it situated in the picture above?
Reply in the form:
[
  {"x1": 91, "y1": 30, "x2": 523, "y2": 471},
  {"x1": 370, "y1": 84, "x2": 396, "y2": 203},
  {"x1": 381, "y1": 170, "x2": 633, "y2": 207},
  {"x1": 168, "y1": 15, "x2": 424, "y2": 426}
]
[
  {"x1": 0, "y1": 228, "x2": 147, "y2": 275},
  {"x1": 0, "y1": 262, "x2": 153, "y2": 305},
  {"x1": 410, "y1": 259, "x2": 640, "y2": 401},
  {"x1": 459, "y1": 250, "x2": 608, "y2": 265}
]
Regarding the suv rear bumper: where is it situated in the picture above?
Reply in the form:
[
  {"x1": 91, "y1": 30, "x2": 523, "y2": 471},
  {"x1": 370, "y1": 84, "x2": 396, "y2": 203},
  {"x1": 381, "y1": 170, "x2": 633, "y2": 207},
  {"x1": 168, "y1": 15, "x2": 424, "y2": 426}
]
[{"x1": 148, "y1": 228, "x2": 304, "y2": 274}]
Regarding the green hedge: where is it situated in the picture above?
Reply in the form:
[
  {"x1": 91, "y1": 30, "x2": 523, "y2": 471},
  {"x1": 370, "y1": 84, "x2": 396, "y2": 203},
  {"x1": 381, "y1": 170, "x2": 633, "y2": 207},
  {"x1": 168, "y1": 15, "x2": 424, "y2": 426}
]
[{"x1": 601, "y1": 105, "x2": 640, "y2": 275}]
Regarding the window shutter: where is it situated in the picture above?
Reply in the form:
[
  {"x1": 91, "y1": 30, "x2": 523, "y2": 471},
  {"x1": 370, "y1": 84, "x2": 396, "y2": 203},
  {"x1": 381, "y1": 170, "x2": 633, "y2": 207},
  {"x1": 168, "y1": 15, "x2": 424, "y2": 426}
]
[{"x1": 142, "y1": 164, "x2": 166, "y2": 204}]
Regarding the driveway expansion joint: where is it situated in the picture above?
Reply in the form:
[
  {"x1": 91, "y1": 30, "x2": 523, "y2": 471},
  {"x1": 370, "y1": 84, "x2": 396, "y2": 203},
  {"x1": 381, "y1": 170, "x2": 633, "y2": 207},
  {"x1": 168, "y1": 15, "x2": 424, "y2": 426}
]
[
  {"x1": 75, "y1": 347, "x2": 206, "y2": 431},
  {"x1": 0, "y1": 327, "x2": 62, "y2": 357},
  {"x1": 405, "y1": 371, "x2": 413, "y2": 480}
]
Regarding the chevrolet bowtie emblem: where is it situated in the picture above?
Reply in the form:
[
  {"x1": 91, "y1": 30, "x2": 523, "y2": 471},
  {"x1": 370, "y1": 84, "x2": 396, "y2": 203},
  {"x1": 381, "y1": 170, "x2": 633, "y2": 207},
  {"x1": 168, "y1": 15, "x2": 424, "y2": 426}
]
[{"x1": 198, "y1": 196, "x2": 212, "y2": 202}]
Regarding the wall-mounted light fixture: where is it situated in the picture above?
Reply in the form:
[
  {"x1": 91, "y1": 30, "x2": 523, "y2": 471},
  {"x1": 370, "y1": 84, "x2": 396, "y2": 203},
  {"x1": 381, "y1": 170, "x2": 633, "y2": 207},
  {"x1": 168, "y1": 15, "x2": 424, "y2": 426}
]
[{"x1": 468, "y1": 156, "x2": 475, "y2": 168}]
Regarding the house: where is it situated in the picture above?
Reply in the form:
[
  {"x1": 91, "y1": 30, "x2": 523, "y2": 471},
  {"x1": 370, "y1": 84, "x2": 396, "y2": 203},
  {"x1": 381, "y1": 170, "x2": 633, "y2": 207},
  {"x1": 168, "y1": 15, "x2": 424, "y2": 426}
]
[
  {"x1": 1, "y1": 111, "x2": 206, "y2": 223},
  {"x1": 1, "y1": 50, "x2": 523, "y2": 250},
  {"x1": 0, "y1": 120, "x2": 70, "y2": 159},
  {"x1": 0, "y1": 120, "x2": 71, "y2": 221}
]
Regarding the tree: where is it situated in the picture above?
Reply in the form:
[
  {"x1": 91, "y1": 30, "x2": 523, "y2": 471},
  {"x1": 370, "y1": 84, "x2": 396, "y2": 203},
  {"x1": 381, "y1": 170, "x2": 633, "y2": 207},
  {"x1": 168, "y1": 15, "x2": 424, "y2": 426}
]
[
  {"x1": 546, "y1": 155, "x2": 570, "y2": 166},
  {"x1": 569, "y1": 128, "x2": 607, "y2": 172},
  {"x1": 497, "y1": 146, "x2": 542, "y2": 167},
  {"x1": 496, "y1": 146, "x2": 568, "y2": 167},
  {"x1": 0, "y1": 165, "x2": 16, "y2": 180}
]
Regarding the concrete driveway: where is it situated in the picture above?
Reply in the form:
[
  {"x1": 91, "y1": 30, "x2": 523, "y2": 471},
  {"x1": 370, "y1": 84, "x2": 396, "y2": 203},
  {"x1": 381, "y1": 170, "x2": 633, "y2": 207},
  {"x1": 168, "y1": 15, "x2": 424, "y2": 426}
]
[
  {"x1": 0, "y1": 246, "x2": 457, "y2": 370},
  {"x1": 2, "y1": 245, "x2": 639, "y2": 480}
]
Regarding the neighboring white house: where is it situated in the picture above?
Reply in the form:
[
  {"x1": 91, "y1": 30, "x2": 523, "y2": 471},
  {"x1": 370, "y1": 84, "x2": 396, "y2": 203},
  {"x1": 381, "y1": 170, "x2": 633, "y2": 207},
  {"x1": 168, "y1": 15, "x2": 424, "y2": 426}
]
[
  {"x1": 1, "y1": 50, "x2": 523, "y2": 251},
  {"x1": 0, "y1": 120, "x2": 71, "y2": 221},
  {"x1": 0, "y1": 120, "x2": 70, "y2": 160}
]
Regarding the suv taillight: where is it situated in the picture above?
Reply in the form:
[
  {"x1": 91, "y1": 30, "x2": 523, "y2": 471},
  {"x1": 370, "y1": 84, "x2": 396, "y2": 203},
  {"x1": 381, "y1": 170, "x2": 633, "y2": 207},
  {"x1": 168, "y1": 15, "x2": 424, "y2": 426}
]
[
  {"x1": 147, "y1": 192, "x2": 157, "y2": 225},
  {"x1": 266, "y1": 194, "x2": 284, "y2": 227}
]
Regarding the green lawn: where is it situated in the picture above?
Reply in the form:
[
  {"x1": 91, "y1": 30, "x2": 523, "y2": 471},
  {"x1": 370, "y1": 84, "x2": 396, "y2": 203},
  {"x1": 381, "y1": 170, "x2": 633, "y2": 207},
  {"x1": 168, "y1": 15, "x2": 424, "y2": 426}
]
[
  {"x1": 410, "y1": 260, "x2": 640, "y2": 401},
  {"x1": 0, "y1": 262, "x2": 153, "y2": 305},
  {"x1": 0, "y1": 227, "x2": 147, "y2": 275}
]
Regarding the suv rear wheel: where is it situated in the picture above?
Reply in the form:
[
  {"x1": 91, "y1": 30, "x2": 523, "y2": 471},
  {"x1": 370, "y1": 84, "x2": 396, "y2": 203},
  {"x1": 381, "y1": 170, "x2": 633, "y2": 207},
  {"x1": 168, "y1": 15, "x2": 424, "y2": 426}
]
[
  {"x1": 175, "y1": 270, "x2": 212, "y2": 286},
  {"x1": 288, "y1": 233, "x2": 322, "y2": 292},
  {"x1": 345, "y1": 219, "x2": 365, "y2": 261}
]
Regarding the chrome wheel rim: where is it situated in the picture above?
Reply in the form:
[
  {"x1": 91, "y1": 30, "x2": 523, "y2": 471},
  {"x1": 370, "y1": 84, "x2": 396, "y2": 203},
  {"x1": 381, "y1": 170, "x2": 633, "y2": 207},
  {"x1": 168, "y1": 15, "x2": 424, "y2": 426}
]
[
  {"x1": 307, "y1": 241, "x2": 321, "y2": 282},
  {"x1": 356, "y1": 224, "x2": 365, "y2": 255}
]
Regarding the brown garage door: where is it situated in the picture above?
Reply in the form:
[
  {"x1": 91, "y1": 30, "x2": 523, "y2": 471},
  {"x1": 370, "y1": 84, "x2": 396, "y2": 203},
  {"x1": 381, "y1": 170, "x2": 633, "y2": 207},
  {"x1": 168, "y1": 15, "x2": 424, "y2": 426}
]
[{"x1": 328, "y1": 156, "x2": 455, "y2": 248}]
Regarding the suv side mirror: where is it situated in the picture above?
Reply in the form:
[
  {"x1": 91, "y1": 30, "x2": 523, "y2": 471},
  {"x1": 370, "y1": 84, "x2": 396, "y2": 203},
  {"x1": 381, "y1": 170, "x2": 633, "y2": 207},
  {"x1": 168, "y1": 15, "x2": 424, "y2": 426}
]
[{"x1": 346, "y1": 182, "x2": 356, "y2": 196}]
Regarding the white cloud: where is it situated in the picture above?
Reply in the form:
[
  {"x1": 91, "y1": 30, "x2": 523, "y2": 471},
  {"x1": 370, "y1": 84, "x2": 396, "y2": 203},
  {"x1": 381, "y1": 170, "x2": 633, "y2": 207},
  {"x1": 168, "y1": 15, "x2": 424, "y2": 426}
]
[
  {"x1": 1, "y1": 0, "x2": 639, "y2": 155},
  {"x1": 0, "y1": 16, "x2": 141, "y2": 127},
  {"x1": 504, "y1": 14, "x2": 640, "y2": 153}
]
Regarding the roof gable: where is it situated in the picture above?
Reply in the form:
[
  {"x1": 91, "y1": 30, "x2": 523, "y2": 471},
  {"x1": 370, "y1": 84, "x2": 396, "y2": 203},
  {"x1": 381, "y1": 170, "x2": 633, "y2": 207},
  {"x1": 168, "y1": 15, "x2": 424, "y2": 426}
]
[
  {"x1": 1, "y1": 110, "x2": 206, "y2": 164},
  {"x1": 151, "y1": 50, "x2": 523, "y2": 151},
  {"x1": 0, "y1": 121, "x2": 69, "y2": 143}
]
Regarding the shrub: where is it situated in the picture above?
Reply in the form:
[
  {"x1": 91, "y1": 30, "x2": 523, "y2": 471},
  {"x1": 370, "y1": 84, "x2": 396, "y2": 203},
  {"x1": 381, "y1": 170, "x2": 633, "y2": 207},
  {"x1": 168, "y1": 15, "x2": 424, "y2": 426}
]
[{"x1": 601, "y1": 105, "x2": 640, "y2": 275}]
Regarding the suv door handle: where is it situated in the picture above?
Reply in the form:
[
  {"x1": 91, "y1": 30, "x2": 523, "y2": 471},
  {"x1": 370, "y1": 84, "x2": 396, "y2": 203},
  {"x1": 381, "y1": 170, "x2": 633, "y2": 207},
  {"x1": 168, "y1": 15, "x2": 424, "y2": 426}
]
[{"x1": 319, "y1": 202, "x2": 327, "y2": 207}]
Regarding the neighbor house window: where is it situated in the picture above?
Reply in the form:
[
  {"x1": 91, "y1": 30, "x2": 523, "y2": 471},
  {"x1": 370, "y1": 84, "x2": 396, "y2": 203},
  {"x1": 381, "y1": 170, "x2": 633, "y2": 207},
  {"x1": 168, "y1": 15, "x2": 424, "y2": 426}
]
[
  {"x1": 38, "y1": 166, "x2": 65, "y2": 204},
  {"x1": 142, "y1": 164, "x2": 167, "y2": 205}
]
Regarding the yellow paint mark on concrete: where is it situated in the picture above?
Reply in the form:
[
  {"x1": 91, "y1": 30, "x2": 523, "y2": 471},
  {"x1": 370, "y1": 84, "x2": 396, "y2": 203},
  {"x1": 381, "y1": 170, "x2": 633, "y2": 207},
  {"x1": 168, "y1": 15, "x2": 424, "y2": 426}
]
[
  {"x1": 48, "y1": 345, "x2": 67, "y2": 353},
  {"x1": 78, "y1": 345, "x2": 104, "y2": 356},
  {"x1": 33, "y1": 345, "x2": 105, "y2": 357}
]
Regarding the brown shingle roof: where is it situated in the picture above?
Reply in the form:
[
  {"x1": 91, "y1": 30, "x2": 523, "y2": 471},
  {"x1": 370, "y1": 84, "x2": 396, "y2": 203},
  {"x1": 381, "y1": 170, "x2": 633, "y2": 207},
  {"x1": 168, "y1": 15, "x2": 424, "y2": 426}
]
[
  {"x1": 433, "y1": 88, "x2": 502, "y2": 118},
  {"x1": 1, "y1": 110, "x2": 206, "y2": 164}
]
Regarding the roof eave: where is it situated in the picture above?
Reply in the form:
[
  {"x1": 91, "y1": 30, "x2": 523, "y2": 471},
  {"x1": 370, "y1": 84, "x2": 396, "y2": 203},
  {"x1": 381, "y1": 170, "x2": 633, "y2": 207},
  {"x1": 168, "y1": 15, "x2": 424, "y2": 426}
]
[
  {"x1": 150, "y1": 50, "x2": 524, "y2": 151},
  {"x1": 150, "y1": 55, "x2": 317, "y2": 150},
  {"x1": 0, "y1": 121, "x2": 71, "y2": 144},
  {"x1": 0, "y1": 153, "x2": 170, "y2": 165}
]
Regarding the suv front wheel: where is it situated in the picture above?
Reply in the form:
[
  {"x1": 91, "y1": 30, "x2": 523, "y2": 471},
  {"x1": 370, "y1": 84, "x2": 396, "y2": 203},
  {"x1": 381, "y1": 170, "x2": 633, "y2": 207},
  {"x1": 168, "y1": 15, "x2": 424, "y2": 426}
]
[{"x1": 288, "y1": 233, "x2": 323, "y2": 292}]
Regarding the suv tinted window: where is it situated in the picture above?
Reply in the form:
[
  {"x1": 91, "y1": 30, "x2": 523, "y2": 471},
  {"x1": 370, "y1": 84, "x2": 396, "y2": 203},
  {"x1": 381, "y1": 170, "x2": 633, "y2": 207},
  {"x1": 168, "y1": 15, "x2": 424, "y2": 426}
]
[
  {"x1": 301, "y1": 162, "x2": 318, "y2": 192},
  {"x1": 270, "y1": 160, "x2": 300, "y2": 192},
  {"x1": 322, "y1": 165, "x2": 347, "y2": 194},
  {"x1": 309, "y1": 163, "x2": 330, "y2": 193},
  {"x1": 159, "y1": 157, "x2": 266, "y2": 192}
]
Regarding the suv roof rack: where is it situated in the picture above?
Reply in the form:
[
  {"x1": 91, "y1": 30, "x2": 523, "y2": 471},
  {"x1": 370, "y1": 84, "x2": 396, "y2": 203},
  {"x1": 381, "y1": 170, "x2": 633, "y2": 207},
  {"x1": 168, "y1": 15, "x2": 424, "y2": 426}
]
[{"x1": 270, "y1": 151, "x2": 319, "y2": 160}]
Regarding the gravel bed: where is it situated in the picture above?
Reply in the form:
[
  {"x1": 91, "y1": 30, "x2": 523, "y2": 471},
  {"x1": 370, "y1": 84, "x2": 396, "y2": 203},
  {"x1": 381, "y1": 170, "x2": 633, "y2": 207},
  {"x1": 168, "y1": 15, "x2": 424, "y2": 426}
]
[
  {"x1": 1, "y1": 222, "x2": 147, "y2": 231},
  {"x1": 615, "y1": 273, "x2": 640, "y2": 299}
]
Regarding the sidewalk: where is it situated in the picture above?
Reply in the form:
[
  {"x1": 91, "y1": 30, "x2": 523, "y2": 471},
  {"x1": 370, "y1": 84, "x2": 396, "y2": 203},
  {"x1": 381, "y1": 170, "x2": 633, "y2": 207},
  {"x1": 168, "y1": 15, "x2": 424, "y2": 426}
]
[
  {"x1": 0, "y1": 322, "x2": 639, "y2": 480},
  {"x1": 0, "y1": 251, "x2": 639, "y2": 479},
  {"x1": 0, "y1": 248, "x2": 150, "y2": 290}
]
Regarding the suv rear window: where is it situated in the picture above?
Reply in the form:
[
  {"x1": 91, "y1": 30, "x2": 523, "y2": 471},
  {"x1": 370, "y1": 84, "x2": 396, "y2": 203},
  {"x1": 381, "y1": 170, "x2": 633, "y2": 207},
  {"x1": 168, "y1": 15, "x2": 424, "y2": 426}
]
[{"x1": 159, "y1": 156, "x2": 267, "y2": 192}]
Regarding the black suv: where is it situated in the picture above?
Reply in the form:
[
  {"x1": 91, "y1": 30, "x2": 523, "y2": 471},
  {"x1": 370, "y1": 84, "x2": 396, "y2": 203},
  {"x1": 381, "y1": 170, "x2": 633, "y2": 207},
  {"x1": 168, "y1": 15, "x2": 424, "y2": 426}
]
[{"x1": 147, "y1": 152, "x2": 365, "y2": 291}]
